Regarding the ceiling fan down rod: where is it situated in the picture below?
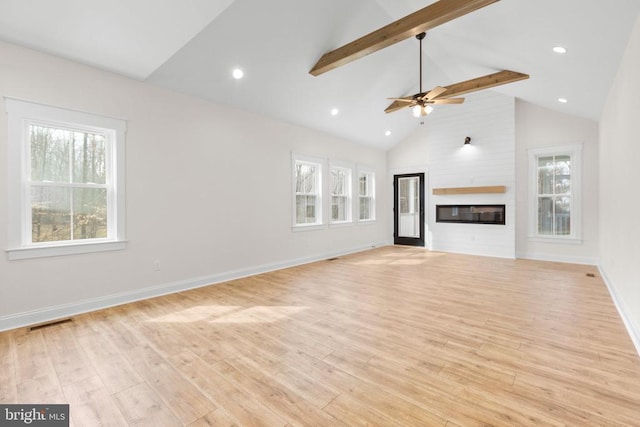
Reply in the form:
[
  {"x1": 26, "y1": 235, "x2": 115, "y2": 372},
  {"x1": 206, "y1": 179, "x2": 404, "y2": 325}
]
[{"x1": 417, "y1": 32, "x2": 426, "y2": 99}]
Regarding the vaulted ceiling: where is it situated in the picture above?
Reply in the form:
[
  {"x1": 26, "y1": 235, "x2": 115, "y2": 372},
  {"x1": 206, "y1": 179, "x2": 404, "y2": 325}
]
[{"x1": 1, "y1": 0, "x2": 639, "y2": 149}]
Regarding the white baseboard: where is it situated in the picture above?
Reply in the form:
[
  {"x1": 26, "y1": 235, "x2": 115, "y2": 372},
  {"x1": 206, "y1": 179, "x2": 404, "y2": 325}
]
[
  {"x1": 516, "y1": 251, "x2": 598, "y2": 265},
  {"x1": 0, "y1": 242, "x2": 388, "y2": 332},
  {"x1": 598, "y1": 266, "x2": 640, "y2": 357}
]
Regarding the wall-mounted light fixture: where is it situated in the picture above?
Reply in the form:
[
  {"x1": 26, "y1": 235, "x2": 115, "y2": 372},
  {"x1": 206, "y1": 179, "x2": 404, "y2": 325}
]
[{"x1": 464, "y1": 136, "x2": 471, "y2": 145}]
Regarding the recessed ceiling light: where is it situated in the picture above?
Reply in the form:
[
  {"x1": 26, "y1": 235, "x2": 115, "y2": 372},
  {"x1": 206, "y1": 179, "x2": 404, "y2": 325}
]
[
  {"x1": 558, "y1": 98, "x2": 568, "y2": 104},
  {"x1": 331, "y1": 108, "x2": 339, "y2": 116},
  {"x1": 232, "y1": 68, "x2": 244, "y2": 79},
  {"x1": 385, "y1": 130, "x2": 392, "y2": 136},
  {"x1": 553, "y1": 46, "x2": 567, "y2": 54}
]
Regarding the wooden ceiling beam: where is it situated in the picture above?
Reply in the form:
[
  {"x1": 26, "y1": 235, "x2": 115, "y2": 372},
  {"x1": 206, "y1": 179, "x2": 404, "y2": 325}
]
[
  {"x1": 309, "y1": 0, "x2": 500, "y2": 76},
  {"x1": 384, "y1": 70, "x2": 529, "y2": 113},
  {"x1": 437, "y1": 70, "x2": 529, "y2": 98}
]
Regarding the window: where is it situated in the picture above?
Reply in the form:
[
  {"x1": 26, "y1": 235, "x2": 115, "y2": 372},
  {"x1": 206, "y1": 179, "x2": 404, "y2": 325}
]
[
  {"x1": 293, "y1": 155, "x2": 322, "y2": 227},
  {"x1": 528, "y1": 144, "x2": 582, "y2": 241},
  {"x1": 330, "y1": 165, "x2": 352, "y2": 224},
  {"x1": 6, "y1": 98, "x2": 126, "y2": 259},
  {"x1": 358, "y1": 169, "x2": 375, "y2": 221}
]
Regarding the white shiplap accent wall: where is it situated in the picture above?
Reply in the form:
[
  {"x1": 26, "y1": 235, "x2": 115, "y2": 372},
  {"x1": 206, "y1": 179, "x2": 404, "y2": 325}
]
[{"x1": 428, "y1": 91, "x2": 516, "y2": 258}]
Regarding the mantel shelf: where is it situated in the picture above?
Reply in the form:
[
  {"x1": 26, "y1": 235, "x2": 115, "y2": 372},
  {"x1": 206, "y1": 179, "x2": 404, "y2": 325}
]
[{"x1": 432, "y1": 185, "x2": 506, "y2": 195}]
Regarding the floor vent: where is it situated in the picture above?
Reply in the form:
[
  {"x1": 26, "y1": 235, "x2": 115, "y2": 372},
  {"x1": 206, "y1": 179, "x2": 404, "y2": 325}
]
[
  {"x1": 586, "y1": 273, "x2": 596, "y2": 278},
  {"x1": 29, "y1": 318, "x2": 73, "y2": 331},
  {"x1": 327, "y1": 257, "x2": 339, "y2": 261}
]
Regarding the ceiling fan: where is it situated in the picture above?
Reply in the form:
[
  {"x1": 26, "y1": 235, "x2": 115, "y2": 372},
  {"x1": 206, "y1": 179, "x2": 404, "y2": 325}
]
[
  {"x1": 385, "y1": 33, "x2": 529, "y2": 117},
  {"x1": 387, "y1": 32, "x2": 461, "y2": 117}
]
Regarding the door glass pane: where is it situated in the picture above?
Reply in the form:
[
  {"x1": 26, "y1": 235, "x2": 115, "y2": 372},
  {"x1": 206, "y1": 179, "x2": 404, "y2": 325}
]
[
  {"x1": 399, "y1": 179, "x2": 409, "y2": 214},
  {"x1": 32, "y1": 186, "x2": 71, "y2": 242},
  {"x1": 398, "y1": 177, "x2": 419, "y2": 238}
]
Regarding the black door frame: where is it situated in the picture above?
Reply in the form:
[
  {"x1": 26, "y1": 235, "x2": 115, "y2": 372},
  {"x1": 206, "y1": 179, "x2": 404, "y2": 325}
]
[{"x1": 393, "y1": 173, "x2": 425, "y2": 246}]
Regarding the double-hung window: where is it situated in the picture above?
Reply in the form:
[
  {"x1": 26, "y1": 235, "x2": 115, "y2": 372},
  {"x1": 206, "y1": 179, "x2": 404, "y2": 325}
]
[
  {"x1": 6, "y1": 98, "x2": 126, "y2": 259},
  {"x1": 358, "y1": 169, "x2": 375, "y2": 221},
  {"x1": 293, "y1": 155, "x2": 322, "y2": 227},
  {"x1": 528, "y1": 144, "x2": 582, "y2": 241},
  {"x1": 330, "y1": 165, "x2": 352, "y2": 224}
]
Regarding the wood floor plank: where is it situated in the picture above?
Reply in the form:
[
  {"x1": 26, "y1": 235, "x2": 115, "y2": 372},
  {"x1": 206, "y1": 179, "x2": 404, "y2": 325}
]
[
  {"x1": 187, "y1": 408, "x2": 239, "y2": 427},
  {"x1": 168, "y1": 349, "x2": 288, "y2": 427},
  {"x1": 1, "y1": 246, "x2": 639, "y2": 426},
  {"x1": 42, "y1": 326, "x2": 98, "y2": 386},
  {"x1": 0, "y1": 332, "x2": 18, "y2": 402},
  {"x1": 219, "y1": 356, "x2": 347, "y2": 427},
  {"x1": 75, "y1": 326, "x2": 144, "y2": 394},
  {"x1": 62, "y1": 375, "x2": 129, "y2": 427},
  {"x1": 113, "y1": 383, "x2": 181, "y2": 426},
  {"x1": 13, "y1": 329, "x2": 66, "y2": 403},
  {"x1": 108, "y1": 321, "x2": 215, "y2": 425},
  {"x1": 322, "y1": 393, "x2": 410, "y2": 427}
]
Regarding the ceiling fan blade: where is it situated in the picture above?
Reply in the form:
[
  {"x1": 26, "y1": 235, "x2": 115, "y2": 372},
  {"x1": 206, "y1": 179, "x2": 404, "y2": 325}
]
[
  {"x1": 432, "y1": 97, "x2": 465, "y2": 104},
  {"x1": 310, "y1": 0, "x2": 500, "y2": 76},
  {"x1": 387, "y1": 97, "x2": 416, "y2": 103},
  {"x1": 385, "y1": 100, "x2": 413, "y2": 114},
  {"x1": 422, "y1": 86, "x2": 448, "y2": 100},
  {"x1": 440, "y1": 70, "x2": 529, "y2": 98}
]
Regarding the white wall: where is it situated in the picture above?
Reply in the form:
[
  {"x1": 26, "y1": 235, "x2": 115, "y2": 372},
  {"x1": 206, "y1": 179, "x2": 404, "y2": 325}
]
[
  {"x1": 0, "y1": 41, "x2": 387, "y2": 330},
  {"x1": 515, "y1": 100, "x2": 599, "y2": 265},
  {"x1": 388, "y1": 91, "x2": 516, "y2": 258},
  {"x1": 599, "y1": 13, "x2": 640, "y2": 352}
]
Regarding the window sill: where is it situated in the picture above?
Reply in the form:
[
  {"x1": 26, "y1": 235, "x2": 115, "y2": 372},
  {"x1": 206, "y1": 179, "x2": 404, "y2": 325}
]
[
  {"x1": 527, "y1": 236, "x2": 582, "y2": 245},
  {"x1": 357, "y1": 219, "x2": 377, "y2": 225},
  {"x1": 329, "y1": 221, "x2": 354, "y2": 229},
  {"x1": 292, "y1": 224, "x2": 325, "y2": 232},
  {"x1": 7, "y1": 240, "x2": 127, "y2": 260}
]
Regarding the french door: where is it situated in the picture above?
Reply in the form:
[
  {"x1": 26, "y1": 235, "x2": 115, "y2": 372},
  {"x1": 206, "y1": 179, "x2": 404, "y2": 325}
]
[{"x1": 393, "y1": 173, "x2": 425, "y2": 246}]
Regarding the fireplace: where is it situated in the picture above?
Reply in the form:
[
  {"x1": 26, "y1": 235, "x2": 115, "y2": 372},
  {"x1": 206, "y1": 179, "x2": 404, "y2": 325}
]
[{"x1": 436, "y1": 204, "x2": 505, "y2": 225}]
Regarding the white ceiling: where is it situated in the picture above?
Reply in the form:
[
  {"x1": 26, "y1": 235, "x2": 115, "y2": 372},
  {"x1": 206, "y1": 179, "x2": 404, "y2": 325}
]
[{"x1": 1, "y1": 0, "x2": 639, "y2": 150}]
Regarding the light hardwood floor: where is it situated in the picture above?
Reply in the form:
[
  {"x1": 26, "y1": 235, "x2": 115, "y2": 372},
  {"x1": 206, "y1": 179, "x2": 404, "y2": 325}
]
[{"x1": 1, "y1": 246, "x2": 640, "y2": 426}]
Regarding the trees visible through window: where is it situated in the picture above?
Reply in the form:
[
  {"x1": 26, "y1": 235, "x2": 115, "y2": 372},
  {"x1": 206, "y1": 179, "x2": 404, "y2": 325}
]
[
  {"x1": 30, "y1": 124, "x2": 109, "y2": 243},
  {"x1": 330, "y1": 166, "x2": 351, "y2": 223},
  {"x1": 528, "y1": 144, "x2": 582, "y2": 241},
  {"x1": 537, "y1": 155, "x2": 571, "y2": 236},
  {"x1": 6, "y1": 98, "x2": 126, "y2": 259},
  {"x1": 358, "y1": 171, "x2": 375, "y2": 221},
  {"x1": 294, "y1": 159, "x2": 322, "y2": 226}
]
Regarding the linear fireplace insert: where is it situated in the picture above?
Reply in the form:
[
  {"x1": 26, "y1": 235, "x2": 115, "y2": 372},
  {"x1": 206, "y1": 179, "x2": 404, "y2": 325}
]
[{"x1": 436, "y1": 204, "x2": 505, "y2": 225}]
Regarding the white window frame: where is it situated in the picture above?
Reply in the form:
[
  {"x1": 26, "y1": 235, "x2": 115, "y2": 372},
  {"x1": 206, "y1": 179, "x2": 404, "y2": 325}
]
[
  {"x1": 528, "y1": 144, "x2": 582, "y2": 243},
  {"x1": 357, "y1": 167, "x2": 376, "y2": 222},
  {"x1": 329, "y1": 161, "x2": 353, "y2": 226},
  {"x1": 292, "y1": 153, "x2": 324, "y2": 230},
  {"x1": 5, "y1": 98, "x2": 127, "y2": 260}
]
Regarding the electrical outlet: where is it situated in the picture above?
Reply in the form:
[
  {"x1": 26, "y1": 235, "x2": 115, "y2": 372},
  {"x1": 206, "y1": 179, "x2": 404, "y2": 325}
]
[{"x1": 152, "y1": 260, "x2": 160, "y2": 271}]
